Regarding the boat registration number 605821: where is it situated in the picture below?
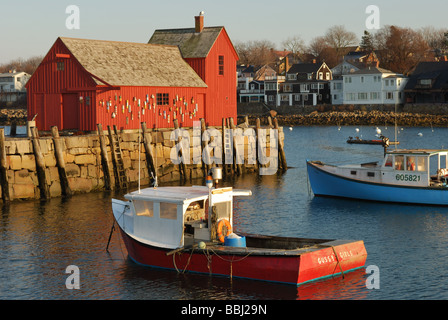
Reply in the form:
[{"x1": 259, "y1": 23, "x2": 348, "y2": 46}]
[{"x1": 395, "y1": 174, "x2": 420, "y2": 182}]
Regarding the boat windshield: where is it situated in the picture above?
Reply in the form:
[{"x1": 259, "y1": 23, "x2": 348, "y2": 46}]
[{"x1": 385, "y1": 154, "x2": 428, "y2": 172}]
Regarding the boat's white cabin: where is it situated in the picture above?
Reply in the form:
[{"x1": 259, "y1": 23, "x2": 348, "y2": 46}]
[
  {"x1": 322, "y1": 149, "x2": 448, "y2": 187},
  {"x1": 112, "y1": 186, "x2": 251, "y2": 249},
  {"x1": 381, "y1": 149, "x2": 448, "y2": 186}
]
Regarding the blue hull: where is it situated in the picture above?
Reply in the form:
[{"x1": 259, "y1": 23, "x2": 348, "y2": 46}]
[{"x1": 306, "y1": 161, "x2": 448, "y2": 206}]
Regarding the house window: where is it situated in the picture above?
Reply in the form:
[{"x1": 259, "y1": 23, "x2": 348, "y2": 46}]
[
  {"x1": 326, "y1": 72, "x2": 330, "y2": 80},
  {"x1": 156, "y1": 93, "x2": 169, "y2": 105},
  {"x1": 266, "y1": 83, "x2": 277, "y2": 90},
  {"x1": 345, "y1": 77, "x2": 352, "y2": 83},
  {"x1": 294, "y1": 94, "x2": 300, "y2": 101},
  {"x1": 319, "y1": 72, "x2": 323, "y2": 80},
  {"x1": 358, "y1": 93, "x2": 368, "y2": 100},
  {"x1": 300, "y1": 84, "x2": 310, "y2": 92},
  {"x1": 57, "y1": 62, "x2": 64, "y2": 71},
  {"x1": 287, "y1": 74, "x2": 296, "y2": 81},
  {"x1": 218, "y1": 55, "x2": 224, "y2": 75},
  {"x1": 268, "y1": 95, "x2": 274, "y2": 102},
  {"x1": 386, "y1": 92, "x2": 394, "y2": 100},
  {"x1": 360, "y1": 76, "x2": 364, "y2": 83},
  {"x1": 370, "y1": 92, "x2": 380, "y2": 100},
  {"x1": 284, "y1": 84, "x2": 293, "y2": 92},
  {"x1": 345, "y1": 93, "x2": 356, "y2": 100}
]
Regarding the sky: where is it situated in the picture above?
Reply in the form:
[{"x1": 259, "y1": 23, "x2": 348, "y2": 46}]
[{"x1": 1, "y1": 0, "x2": 447, "y2": 64}]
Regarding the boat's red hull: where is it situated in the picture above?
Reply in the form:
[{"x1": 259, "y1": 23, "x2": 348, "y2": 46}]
[{"x1": 118, "y1": 227, "x2": 367, "y2": 286}]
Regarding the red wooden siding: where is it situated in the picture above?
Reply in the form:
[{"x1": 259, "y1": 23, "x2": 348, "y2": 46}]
[
  {"x1": 26, "y1": 38, "x2": 96, "y2": 131},
  {"x1": 27, "y1": 25, "x2": 238, "y2": 131},
  {"x1": 95, "y1": 86, "x2": 207, "y2": 131},
  {"x1": 202, "y1": 30, "x2": 237, "y2": 126}
]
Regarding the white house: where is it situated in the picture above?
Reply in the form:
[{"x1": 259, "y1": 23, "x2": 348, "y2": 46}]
[
  {"x1": 330, "y1": 61, "x2": 362, "y2": 105},
  {"x1": 0, "y1": 71, "x2": 31, "y2": 102},
  {"x1": 342, "y1": 66, "x2": 408, "y2": 105}
]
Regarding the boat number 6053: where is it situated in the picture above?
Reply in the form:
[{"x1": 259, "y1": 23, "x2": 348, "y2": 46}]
[{"x1": 395, "y1": 174, "x2": 420, "y2": 182}]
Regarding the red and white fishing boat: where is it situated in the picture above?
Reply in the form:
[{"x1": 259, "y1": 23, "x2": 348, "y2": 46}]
[{"x1": 111, "y1": 169, "x2": 367, "y2": 286}]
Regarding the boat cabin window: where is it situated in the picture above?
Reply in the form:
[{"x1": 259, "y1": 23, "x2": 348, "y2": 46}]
[
  {"x1": 406, "y1": 156, "x2": 416, "y2": 171},
  {"x1": 395, "y1": 155, "x2": 404, "y2": 170},
  {"x1": 134, "y1": 200, "x2": 154, "y2": 217},
  {"x1": 160, "y1": 202, "x2": 177, "y2": 220},
  {"x1": 440, "y1": 154, "x2": 447, "y2": 169},
  {"x1": 416, "y1": 157, "x2": 427, "y2": 172},
  {"x1": 214, "y1": 201, "x2": 231, "y2": 220},
  {"x1": 385, "y1": 155, "x2": 393, "y2": 167}
]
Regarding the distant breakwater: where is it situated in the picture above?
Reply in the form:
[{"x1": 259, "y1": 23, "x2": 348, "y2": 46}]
[{"x1": 247, "y1": 111, "x2": 448, "y2": 127}]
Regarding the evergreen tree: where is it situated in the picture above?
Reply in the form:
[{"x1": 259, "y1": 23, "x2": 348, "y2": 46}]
[{"x1": 360, "y1": 30, "x2": 374, "y2": 52}]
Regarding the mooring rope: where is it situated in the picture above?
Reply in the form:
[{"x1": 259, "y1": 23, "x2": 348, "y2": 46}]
[{"x1": 331, "y1": 246, "x2": 345, "y2": 279}]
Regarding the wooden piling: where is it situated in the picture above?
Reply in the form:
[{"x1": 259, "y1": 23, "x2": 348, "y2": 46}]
[
  {"x1": 51, "y1": 126, "x2": 72, "y2": 197},
  {"x1": 173, "y1": 119, "x2": 187, "y2": 183},
  {"x1": 97, "y1": 124, "x2": 112, "y2": 191},
  {"x1": 229, "y1": 117, "x2": 242, "y2": 175},
  {"x1": 273, "y1": 117, "x2": 287, "y2": 172},
  {"x1": 255, "y1": 118, "x2": 261, "y2": 171},
  {"x1": 141, "y1": 122, "x2": 157, "y2": 184},
  {"x1": 200, "y1": 118, "x2": 211, "y2": 176},
  {"x1": 222, "y1": 118, "x2": 233, "y2": 177},
  {"x1": 0, "y1": 129, "x2": 10, "y2": 202},
  {"x1": 107, "y1": 125, "x2": 120, "y2": 189},
  {"x1": 10, "y1": 122, "x2": 17, "y2": 137},
  {"x1": 31, "y1": 127, "x2": 50, "y2": 200}
]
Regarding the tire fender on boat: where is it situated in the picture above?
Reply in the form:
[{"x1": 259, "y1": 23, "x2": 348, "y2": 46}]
[{"x1": 217, "y1": 218, "x2": 232, "y2": 243}]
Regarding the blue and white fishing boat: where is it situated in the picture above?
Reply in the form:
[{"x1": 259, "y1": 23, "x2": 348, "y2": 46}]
[{"x1": 307, "y1": 149, "x2": 448, "y2": 206}]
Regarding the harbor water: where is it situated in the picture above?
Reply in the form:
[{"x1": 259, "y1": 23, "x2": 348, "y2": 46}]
[{"x1": 1, "y1": 124, "x2": 448, "y2": 300}]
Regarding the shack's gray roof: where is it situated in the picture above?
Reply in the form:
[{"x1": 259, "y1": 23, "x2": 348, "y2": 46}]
[
  {"x1": 59, "y1": 37, "x2": 207, "y2": 87},
  {"x1": 148, "y1": 27, "x2": 223, "y2": 58}
]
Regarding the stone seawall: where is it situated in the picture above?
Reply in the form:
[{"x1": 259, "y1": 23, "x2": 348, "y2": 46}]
[
  {"x1": 264, "y1": 110, "x2": 448, "y2": 127},
  {"x1": 238, "y1": 103, "x2": 448, "y2": 127},
  {"x1": 0, "y1": 119, "x2": 285, "y2": 202}
]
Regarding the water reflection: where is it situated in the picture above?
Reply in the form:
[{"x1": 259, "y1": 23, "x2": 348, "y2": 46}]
[{"x1": 3, "y1": 126, "x2": 448, "y2": 300}]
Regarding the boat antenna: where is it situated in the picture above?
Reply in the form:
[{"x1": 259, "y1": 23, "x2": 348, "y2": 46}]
[
  {"x1": 138, "y1": 126, "x2": 141, "y2": 194},
  {"x1": 394, "y1": 103, "x2": 398, "y2": 150},
  {"x1": 153, "y1": 98, "x2": 158, "y2": 189}
]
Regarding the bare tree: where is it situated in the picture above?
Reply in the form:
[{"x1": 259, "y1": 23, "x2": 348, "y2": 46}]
[
  {"x1": 0, "y1": 55, "x2": 43, "y2": 75},
  {"x1": 306, "y1": 36, "x2": 328, "y2": 58},
  {"x1": 234, "y1": 40, "x2": 277, "y2": 66},
  {"x1": 418, "y1": 26, "x2": 448, "y2": 56},
  {"x1": 324, "y1": 25, "x2": 358, "y2": 63},
  {"x1": 281, "y1": 35, "x2": 306, "y2": 62}
]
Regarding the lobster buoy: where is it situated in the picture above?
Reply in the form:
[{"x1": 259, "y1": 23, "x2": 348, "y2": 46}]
[{"x1": 216, "y1": 218, "x2": 232, "y2": 243}]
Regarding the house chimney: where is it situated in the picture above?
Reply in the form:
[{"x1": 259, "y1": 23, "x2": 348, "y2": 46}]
[
  {"x1": 375, "y1": 61, "x2": 380, "y2": 67},
  {"x1": 312, "y1": 59, "x2": 316, "y2": 64},
  {"x1": 195, "y1": 11, "x2": 204, "y2": 33}
]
